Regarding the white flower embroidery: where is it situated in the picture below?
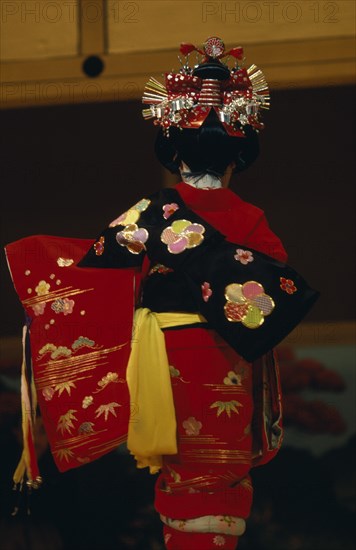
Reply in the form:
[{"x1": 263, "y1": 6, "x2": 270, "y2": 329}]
[
  {"x1": 234, "y1": 249, "x2": 254, "y2": 265},
  {"x1": 213, "y1": 535, "x2": 226, "y2": 546}
]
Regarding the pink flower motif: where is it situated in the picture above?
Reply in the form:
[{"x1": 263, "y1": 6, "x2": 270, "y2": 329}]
[
  {"x1": 32, "y1": 302, "x2": 46, "y2": 316},
  {"x1": 63, "y1": 298, "x2": 75, "y2": 315},
  {"x1": 182, "y1": 416, "x2": 202, "y2": 436},
  {"x1": 162, "y1": 202, "x2": 179, "y2": 220},
  {"x1": 116, "y1": 224, "x2": 149, "y2": 255},
  {"x1": 161, "y1": 219, "x2": 205, "y2": 254},
  {"x1": 201, "y1": 281, "x2": 212, "y2": 302},
  {"x1": 42, "y1": 387, "x2": 55, "y2": 401},
  {"x1": 234, "y1": 248, "x2": 254, "y2": 265}
]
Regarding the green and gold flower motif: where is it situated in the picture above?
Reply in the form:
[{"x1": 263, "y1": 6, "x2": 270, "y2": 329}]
[
  {"x1": 109, "y1": 199, "x2": 151, "y2": 227},
  {"x1": 161, "y1": 219, "x2": 205, "y2": 254}
]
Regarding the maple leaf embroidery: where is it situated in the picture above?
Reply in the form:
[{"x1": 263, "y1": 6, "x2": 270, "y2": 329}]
[
  {"x1": 57, "y1": 409, "x2": 78, "y2": 434},
  {"x1": 54, "y1": 448, "x2": 75, "y2": 462},
  {"x1": 210, "y1": 400, "x2": 243, "y2": 417},
  {"x1": 95, "y1": 402, "x2": 121, "y2": 421},
  {"x1": 54, "y1": 381, "x2": 76, "y2": 397}
]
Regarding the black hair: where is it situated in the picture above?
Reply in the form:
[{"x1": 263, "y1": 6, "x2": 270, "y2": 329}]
[{"x1": 154, "y1": 110, "x2": 260, "y2": 177}]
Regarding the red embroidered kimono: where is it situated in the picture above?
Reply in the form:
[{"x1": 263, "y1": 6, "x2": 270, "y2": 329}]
[
  {"x1": 5, "y1": 182, "x2": 318, "y2": 546},
  {"x1": 151, "y1": 184, "x2": 287, "y2": 522}
]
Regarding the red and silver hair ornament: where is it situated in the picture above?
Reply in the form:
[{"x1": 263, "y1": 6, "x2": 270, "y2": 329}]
[{"x1": 142, "y1": 36, "x2": 270, "y2": 137}]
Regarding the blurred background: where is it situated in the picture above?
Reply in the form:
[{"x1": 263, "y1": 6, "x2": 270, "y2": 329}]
[{"x1": 0, "y1": 1, "x2": 355, "y2": 549}]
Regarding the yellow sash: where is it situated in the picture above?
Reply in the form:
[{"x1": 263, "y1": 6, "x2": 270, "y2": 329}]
[{"x1": 126, "y1": 308, "x2": 206, "y2": 473}]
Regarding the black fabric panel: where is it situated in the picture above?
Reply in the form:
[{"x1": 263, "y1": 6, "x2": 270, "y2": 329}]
[{"x1": 78, "y1": 187, "x2": 319, "y2": 361}]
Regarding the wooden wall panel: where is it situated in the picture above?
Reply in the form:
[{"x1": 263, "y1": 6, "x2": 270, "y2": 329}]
[
  {"x1": 0, "y1": 1, "x2": 355, "y2": 108},
  {"x1": 108, "y1": 0, "x2": 356, "y2": 52},
  {"x1": 0, "y1": 0, "x2": 79, "y2": 60}
]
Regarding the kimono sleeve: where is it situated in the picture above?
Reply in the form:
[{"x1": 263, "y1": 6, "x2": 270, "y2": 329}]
[
  {"x1": 78, "y1": 197, "x2": 154, "y2": 269},
  {"x1": 4, "y1": 234, "x2": 135, "y2": 473}
]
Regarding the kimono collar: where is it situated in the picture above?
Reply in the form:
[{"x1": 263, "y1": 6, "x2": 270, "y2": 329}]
[
  {"x1": 175, "y1": 181, "x2": 242, "y2": 212},
  {"x1": 179, "y1": 161, "x2": 222, "y2": 190}
]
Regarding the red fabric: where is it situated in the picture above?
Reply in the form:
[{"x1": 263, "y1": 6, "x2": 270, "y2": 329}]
[
  {"x1": 5, "y1": 186, "x2": 285, "y2": 529},
  {"x1": 163, "y1": 526, "x2": 239, "y2": 549},
  {"x1": 155, "y1": 327, "x2": 254, "y2": 520},
  {"x1": 153, "y1": 185, "x2": 287, "y2": 524},
  {"x1": 5, "y1": 235, "x2": 135, "y2": 473},
  {"x1": 175, "y1": 182, "x2": 288, "y2": 263}
]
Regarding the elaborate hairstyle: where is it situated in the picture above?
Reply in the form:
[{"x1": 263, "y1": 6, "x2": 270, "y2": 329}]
[
  {"x1": 143, "y1": 36, "x2": 268, "y2": 177},
  {"x1": 154, "y1": 110, "x2": 260, "y2": 176}
]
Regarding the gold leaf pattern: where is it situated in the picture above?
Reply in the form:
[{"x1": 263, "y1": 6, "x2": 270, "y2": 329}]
[
  {"x1": 53, "y1": 448, "x2": 75, "y2": 462},
  {"x1": 23, "y1": 286, "x2": 94, "y2": 307},
  {"x1": 210, "y1": 400, "x2": 243, "y2": 417},
  {"x1": 35, "y1": 343, "x2": 128, "y2": 389},
  {"x1": 95, "y1": 402, "x2": 121, "y2": 421},
  {"x1": 54, "y1": 381, "x2": 76, "y2": 397},
  {"x1": 57, "y1": 409, "x2": 78, "y2": 434}
]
